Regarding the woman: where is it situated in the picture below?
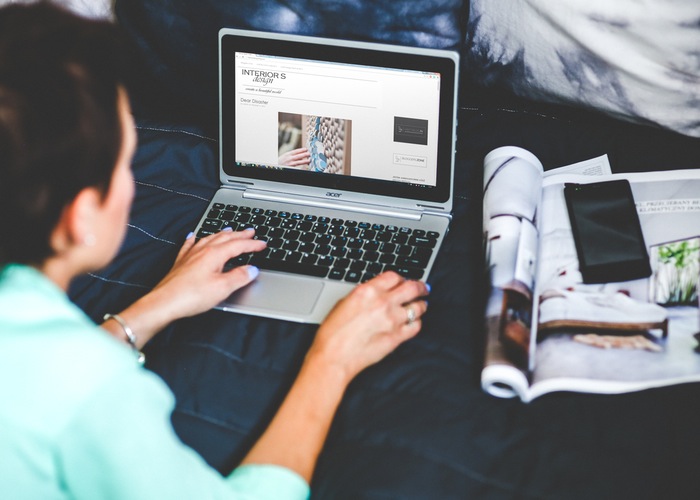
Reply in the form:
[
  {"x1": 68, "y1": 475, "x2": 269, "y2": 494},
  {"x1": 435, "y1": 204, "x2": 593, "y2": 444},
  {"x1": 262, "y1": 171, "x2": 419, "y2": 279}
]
[{"x1": 0, "y1": 3, "x2": 429, "y2": 498}]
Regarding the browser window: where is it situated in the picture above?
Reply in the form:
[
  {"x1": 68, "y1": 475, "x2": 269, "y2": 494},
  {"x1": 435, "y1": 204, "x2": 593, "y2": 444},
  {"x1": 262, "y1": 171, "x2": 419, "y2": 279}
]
[{"x1": 233, "y1": 52, "x2": 441, "y2": 188}]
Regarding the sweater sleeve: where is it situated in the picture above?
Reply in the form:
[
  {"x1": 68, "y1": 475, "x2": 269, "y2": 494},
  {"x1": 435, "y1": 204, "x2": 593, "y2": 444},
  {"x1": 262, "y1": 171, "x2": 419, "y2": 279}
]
[{"x1": 56, "y1": 362, "x2": 309, "y2": 500}]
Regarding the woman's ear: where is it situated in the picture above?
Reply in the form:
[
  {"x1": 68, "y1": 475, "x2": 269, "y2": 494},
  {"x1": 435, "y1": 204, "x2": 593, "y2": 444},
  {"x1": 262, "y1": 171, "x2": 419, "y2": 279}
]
[{"x1": 49, "y1": 186, "x2": 102, "y2": 254}]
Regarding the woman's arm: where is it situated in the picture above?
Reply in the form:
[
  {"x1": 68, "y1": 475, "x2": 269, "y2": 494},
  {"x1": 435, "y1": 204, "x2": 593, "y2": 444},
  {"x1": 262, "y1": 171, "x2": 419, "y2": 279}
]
[{"x1": 241, "y1": 272, "x2": 429, "y2": 481}]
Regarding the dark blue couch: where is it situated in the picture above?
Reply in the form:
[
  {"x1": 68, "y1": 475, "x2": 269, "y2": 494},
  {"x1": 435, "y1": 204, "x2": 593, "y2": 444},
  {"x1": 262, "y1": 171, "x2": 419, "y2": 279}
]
[{"x1": 69, "y1": 1, "x2": 700, "y2": 498}]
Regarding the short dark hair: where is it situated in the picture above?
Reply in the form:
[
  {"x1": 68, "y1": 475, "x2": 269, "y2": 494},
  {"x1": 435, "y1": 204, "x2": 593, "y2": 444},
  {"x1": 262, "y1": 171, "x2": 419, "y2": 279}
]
[{"x1": 0, "y1": 1, "x2": 129, "y2": 266}]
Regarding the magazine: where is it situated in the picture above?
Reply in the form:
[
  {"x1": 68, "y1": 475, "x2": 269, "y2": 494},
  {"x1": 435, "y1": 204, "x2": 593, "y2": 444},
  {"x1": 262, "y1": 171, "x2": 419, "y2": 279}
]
[{"x1": 481, "y1": 146, "x2": 700, "y2": 402}]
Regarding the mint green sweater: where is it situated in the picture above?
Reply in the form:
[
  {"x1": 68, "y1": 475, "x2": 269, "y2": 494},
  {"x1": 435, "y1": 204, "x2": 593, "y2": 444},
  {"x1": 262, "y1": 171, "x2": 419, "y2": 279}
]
[{"x1": 0, "y1": 265, "x2": 309, "y2": 499}]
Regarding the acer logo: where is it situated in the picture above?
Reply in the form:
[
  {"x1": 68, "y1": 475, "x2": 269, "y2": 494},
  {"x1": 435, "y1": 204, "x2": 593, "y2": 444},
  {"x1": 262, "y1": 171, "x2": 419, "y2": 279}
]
[{"x1": 325, "y1": 191, "x2": 342, "y2": 198}]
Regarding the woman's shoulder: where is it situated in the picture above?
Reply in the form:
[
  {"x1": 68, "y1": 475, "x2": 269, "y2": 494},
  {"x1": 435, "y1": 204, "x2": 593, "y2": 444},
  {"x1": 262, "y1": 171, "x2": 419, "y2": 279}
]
[{"x1": 0, "y1": 265, "x2": 162, "y2": 434}]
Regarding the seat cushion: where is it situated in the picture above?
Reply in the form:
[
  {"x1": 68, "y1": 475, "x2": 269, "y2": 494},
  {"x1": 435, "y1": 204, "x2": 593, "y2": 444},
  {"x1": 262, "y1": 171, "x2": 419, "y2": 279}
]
[{"x1": 114, "y1": 0, "x2": 466, "y2": 132}]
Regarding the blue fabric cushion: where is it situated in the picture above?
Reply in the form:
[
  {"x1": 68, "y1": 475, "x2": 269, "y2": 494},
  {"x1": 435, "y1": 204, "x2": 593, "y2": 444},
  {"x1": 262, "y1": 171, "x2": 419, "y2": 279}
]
[{"x1": 114, "y1": 0, "x2": 466, "y2": 131}]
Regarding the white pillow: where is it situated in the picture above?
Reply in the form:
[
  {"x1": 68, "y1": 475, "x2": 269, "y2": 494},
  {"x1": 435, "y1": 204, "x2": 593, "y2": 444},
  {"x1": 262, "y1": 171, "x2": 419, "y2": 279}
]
[
  {"x1": 468, "y1": 0, "x2": 700, "y2": 137},
  {"x1": 0, "y1": 0, "x2": 113, "y2": 19}
]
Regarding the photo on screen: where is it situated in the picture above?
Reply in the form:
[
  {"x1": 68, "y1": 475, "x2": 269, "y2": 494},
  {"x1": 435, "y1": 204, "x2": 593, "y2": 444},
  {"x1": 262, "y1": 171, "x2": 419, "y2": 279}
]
[{"x1": 277, "y1": 112, "x2": 352, "y2": 175}]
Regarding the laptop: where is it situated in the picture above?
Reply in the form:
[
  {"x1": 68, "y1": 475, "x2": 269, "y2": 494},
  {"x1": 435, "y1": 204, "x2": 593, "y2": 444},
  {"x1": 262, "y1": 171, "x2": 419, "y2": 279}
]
[{"x1": 193, "y1": 28, "x2": 459, "y2": 323}]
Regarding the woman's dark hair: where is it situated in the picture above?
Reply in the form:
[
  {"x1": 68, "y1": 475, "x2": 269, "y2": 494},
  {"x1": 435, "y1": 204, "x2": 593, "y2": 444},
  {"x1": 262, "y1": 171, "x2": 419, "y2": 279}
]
[{"x1": 0, "y1": 1, "x2": 129, "y2": 266}]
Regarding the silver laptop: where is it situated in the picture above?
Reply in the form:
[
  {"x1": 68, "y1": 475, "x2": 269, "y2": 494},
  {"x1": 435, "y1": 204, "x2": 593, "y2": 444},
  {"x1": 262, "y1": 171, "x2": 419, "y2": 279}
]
[{"x1": 193, "y1": 28, "x2": 459, "y2": 323}]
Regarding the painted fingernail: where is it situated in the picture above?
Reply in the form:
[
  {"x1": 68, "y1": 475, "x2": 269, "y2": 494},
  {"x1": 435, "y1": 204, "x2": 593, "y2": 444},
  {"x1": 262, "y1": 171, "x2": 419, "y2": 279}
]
[
  {"x1": 247, "y1": 266, "x2": 260, "y2": 280},
  {"x1": 185, "y1": 231, "x2": 195, "y2": 239},
  {"x1": 425, "y1": 283, "x2": 432, "y2": 293},
  {"x1": 223, "y1": 227, "x2": 234, "y2": 232},
  {"x1": 244, "y1": 227, "x2": 255, "y2": 232}
]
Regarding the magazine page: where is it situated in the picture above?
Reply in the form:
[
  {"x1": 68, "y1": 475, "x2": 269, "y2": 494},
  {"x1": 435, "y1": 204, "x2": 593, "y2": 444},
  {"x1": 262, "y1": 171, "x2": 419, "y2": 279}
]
[
  {"x1": 481, "y1": 148, "x2": 611, "y2": 399},
  {"x1": 528, "y1": 169, "x2": 700, "y2": 401}
]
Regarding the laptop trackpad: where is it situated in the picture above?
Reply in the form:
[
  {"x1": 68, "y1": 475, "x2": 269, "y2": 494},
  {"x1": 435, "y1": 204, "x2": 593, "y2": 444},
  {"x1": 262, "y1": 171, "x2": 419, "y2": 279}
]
[{"x1": 225, "y1": 272, "x2": 323, "y2": 314}]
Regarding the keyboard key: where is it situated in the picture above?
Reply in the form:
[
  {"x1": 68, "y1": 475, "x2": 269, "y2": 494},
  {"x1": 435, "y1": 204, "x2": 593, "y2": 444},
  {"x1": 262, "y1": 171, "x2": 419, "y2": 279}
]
[
  {"x1": 396, "y1": 244, "x2": 412, "y2": 256},
  {"x1": 344, "y1": 270, "x2": 362, "y2": 283},
  {"x1": 333, "y1": 258, "x2": 350, "y2": 269},
  {"x1": 366, "y1": 262, "x2": 383, "y2": 274},
  {"x1": 361, "y1": 272, "x2": 377, "y2": 282},
  {"x1": 396, "y1": 256, "x2": 430, "y2": 268},
  {"x1": 364, "y1": 251, "x2": 380, "y2": 263},
  {"x1": 299, "y1": 233, "x2": 316, "y2": 244},
  {"x1": 317, "y1": 255, "x2": 334, "y2": 266},
  {"x1": 202, "y1": 219, "x2": 222, "y2": 231},
  {"x1": 220, "y1": 210, "x2": 236, "y2": 221},
  {"x1": 384, "y1": 265, "x2": 423, "y2": 280},
  {"x1": 376, "y1": 231, "x2": 392, "y2": 242},
  {"x1": 330, "y1": 246, "x2": 347, "y2": 258},
  {"x1": 347, "y1": 248, "x2": 363, "y2": 260},
  {"x1": 391, "y1": 233, "x2": 408, "y2": 245},
  {"x1": 347, "y1": 238, "x2": 364, "y2": 249},
  {"x1": 282, "y1": 240, "x2": 299, "y2": 251},
  {"x1": 363, "y1": 240, "x2": 380, "y2": 251},
  {"x1": 299, "y1": 242, "x2": 315, "y2": 253},
  {"x1": 379, "y1": 253, "x2": 396, "y2": 265},
  {"x1": 298, "y1": 220, "x2": 313, "y2": 231},
  {"x1": 379, "y1": 242, "x2": 397, "y2": 254},
  {"x1": 350, "y1": 260, "x2": 366, "y2": 271},
  {"x1": 360, "y1": 229, "x2": 376, "y2": 240},
  {"x1": 315, "y1": 244, "x2": 332, "y2": 256},
  {"x1": 329, "y1": 268, "x2": 345, "y2": 280},
  {"x1": 249, "y1": 256, "x2": 329, "y2": 278},
  {"x1": 329, "y1": 225, "x2": 345, "y2": 236},
  {"x1": 301, "y1": 253, "x2": 317, "y2": 265},
  {"x1": 409, "y1": 236, "x2": 437, "y2": 248}
]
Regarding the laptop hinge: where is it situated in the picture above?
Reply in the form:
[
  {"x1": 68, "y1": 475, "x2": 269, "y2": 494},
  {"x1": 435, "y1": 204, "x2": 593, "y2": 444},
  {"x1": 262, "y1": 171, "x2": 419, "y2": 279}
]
[
  {"x1": 243, "y1": 189, "x2": 424, "y2": 221},
  {"x1": 421, "y1": 207, "x2": 452, "y2": 219},
  {"x1": 220, "y1": 182, "x2": 249, "y2": 192}
]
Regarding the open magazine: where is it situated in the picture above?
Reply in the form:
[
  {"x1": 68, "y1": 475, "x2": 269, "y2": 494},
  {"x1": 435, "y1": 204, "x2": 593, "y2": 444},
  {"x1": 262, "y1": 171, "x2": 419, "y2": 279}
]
[{"x1": 482, "y1": 146, "x2": 700, "y2": 402}]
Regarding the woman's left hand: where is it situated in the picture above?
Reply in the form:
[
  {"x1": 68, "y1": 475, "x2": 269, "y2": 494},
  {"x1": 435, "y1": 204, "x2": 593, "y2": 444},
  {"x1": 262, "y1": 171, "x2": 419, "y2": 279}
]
[
  {"x1": 103, "y1": 228, "x2": 265, "y2": 348},
  {"x1": 150, "y1": 228, "x2": 266, "y2": 319}
]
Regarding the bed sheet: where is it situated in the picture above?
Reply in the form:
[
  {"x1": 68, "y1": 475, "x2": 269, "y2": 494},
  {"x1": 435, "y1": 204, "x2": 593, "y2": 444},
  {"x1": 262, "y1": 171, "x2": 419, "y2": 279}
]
[{"x1": 69, "y1": 103, "x2": 700, "y2": 499}]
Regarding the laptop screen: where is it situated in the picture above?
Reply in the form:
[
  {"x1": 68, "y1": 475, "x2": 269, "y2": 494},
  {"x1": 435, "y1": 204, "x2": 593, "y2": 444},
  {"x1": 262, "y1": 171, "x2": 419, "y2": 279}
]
[{"x1": 220, "y1": 30, "x2": 458, "y2": 205}]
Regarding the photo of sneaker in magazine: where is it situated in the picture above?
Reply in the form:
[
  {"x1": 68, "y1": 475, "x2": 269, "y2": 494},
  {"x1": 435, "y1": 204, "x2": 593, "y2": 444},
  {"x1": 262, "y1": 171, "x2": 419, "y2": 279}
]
[{"x1": 481, "y1": 146, "x2": 700, "y2": 402}]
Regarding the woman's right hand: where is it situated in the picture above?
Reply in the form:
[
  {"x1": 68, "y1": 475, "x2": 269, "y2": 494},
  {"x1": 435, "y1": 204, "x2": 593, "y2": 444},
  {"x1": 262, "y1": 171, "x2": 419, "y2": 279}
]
[{"x1": 307, "y1": 271, "x2": 429, "y2": 384}]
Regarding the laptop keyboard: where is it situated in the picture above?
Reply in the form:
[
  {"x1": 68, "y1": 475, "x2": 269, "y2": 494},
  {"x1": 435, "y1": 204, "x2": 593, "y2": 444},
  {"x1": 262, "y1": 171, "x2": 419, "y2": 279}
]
[{"x1": 197, "y1": 203, "x2": 440, "y2": 283}]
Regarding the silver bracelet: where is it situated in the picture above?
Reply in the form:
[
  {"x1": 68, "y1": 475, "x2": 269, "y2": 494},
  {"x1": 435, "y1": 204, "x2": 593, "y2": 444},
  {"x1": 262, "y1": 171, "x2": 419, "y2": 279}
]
[{"x1": 103, "y1": 313, "x2": 145, "y2": 365}]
